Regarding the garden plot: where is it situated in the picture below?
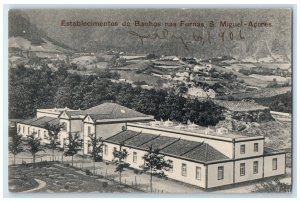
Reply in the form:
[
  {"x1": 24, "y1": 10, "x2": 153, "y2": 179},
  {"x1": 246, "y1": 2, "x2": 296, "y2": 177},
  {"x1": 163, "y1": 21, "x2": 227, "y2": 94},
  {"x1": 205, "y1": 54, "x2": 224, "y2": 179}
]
[{"x1": 9, "y1": 162, "x2": 138, "y2": 193}]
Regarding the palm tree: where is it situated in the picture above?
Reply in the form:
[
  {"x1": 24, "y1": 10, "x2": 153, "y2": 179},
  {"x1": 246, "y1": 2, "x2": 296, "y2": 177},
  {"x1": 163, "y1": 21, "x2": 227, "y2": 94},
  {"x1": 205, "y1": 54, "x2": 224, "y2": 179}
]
[{"x1": 27, "y1": 133, "x2": 45, "y2": 167}]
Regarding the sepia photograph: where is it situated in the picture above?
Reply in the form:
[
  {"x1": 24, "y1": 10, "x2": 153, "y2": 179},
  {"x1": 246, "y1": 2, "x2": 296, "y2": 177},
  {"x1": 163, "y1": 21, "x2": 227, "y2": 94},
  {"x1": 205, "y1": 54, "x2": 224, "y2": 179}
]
[{"x1": 7, "y1": 7, "x2": 292, "y2": 194}]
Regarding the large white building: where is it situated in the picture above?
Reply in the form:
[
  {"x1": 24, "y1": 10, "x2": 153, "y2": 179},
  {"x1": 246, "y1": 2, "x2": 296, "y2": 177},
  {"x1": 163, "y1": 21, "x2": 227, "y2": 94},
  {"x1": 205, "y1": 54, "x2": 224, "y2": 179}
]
[
  {"x1": 17, "y1": 103, "x2": 286, "y2": 190},
  {"x1": 17, "y1": 103, "x2": 154, "y2": 149}
]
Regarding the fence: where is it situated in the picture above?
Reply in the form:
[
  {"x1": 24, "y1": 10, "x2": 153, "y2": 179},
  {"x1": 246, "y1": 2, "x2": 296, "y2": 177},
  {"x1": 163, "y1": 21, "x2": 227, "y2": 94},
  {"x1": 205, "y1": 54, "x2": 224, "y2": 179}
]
[{"x1": 8, "y1": 155, "x2": 166, "y2": 193}]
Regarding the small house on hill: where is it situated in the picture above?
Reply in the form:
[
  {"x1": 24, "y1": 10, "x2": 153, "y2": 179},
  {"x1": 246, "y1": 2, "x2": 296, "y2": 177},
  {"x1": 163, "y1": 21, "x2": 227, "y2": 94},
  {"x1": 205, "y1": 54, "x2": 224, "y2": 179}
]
[{"x1": 214, "y1": 100, "x2": 274, "y2": 122}]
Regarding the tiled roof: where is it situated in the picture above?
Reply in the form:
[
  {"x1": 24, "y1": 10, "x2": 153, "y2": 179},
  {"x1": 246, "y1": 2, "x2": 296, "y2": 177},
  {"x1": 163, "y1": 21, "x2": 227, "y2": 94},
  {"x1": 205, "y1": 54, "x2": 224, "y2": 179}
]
[
  {"x1": 264, "y1": 147, "x2": 285, "y2": 155},
  {"x1": 85, "y1": 103, "x2": 153, "y2": 121},
  {"x1": 124, "y1": 133, "x2": 159, "y2": 147},
  {"x1": 106, "y1": 130, "x2": 140, "y2": 143},
  {"x1": 105, "y1": 130, "x2": 229, "y2": 163},
  {"x1": 65, "y1": 110, "x2": 86, "y2": 116},
  {"x1": 161, "y1": 139, "x2": 201, "y2": 156},
  {"x1": 140, "y1": 136, "x2": 179, "y2": 150},
  {"x1": 19, "y1": 117, "x2": 60, "y2": 128},
  {"x1": 182, "y1": 144, "x2": 230, "y2": 162},
  {"x1": 20, "y1": 117, "x2": 42, "y2": 125}
]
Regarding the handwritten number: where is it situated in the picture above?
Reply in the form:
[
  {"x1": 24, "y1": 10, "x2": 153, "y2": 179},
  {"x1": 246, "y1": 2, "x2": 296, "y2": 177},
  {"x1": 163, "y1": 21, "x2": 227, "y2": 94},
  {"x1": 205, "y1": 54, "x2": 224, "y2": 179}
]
[
  {"x1": 229, "y1": 32, "x2": 233, "y2": 40},
  {"x1": 239, "y1": 30, "x2": 245, "y2": 39}
]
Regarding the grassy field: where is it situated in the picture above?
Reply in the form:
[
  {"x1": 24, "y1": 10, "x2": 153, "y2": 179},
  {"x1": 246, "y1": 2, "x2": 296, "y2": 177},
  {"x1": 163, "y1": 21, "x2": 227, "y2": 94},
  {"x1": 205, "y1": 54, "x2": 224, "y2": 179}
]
[
  {"x1": 217, "y1": 87, "x2": 291, "y2": 100},
  {"x1": 213, "y1": 65, "x2": 269, "y2": 87},
  {"x1": 117, "y1": 70, "x2": 167, "y2": 87}
]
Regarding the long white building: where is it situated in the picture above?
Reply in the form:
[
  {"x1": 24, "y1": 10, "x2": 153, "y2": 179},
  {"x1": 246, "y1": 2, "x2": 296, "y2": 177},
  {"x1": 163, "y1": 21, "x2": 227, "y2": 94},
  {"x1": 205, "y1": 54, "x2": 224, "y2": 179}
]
[{"x1": 17, "y1": 102, "x2": 286, "y2": 189}]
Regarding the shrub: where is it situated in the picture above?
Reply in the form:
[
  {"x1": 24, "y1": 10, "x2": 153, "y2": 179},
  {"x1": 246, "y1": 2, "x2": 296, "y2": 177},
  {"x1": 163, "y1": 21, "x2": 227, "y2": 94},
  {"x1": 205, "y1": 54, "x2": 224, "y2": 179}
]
[
  {"x1": 85, "y1": 169, "x2": 92, "y2": 176},
  {"x1": 102, "y1": 181, "x2": 108, "y2": 188},
  {"x1": 133, "y1": 169, "x2": 143, "y2": 174},
  {"x1": 252, "y1": 178, "x2": 291, "y2": 192},
  {"x1": 95, "y1": 156, "x2": 103, "y2": 162},
  {"x1": 20, "y1": 175, "x2": 27, "y2": 181}
]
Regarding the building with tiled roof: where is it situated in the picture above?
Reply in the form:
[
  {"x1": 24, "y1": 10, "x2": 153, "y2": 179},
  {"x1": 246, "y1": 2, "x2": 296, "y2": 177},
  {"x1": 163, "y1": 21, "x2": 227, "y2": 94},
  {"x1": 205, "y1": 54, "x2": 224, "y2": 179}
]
[
  {"x1": 17, "y1": 103, "x2": 286, "y2": 190},
  {"x1": 102, "y1": 122, "x2": 286, "y2": 189},
  {"x1": 18, "y1": 102, "x2": 154, "y2": 152},
  {"x1": 17, "y1": 116, "x2": 60, "y2": 144},
  {"x1": 213, "y1": 100, "x2": 274, "y2": 122}
]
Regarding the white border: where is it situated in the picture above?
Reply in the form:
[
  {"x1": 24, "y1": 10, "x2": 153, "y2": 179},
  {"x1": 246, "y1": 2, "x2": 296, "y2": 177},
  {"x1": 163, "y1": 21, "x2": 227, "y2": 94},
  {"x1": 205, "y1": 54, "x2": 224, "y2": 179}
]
[{"x1": 1, "y1": 1, "x2": 299, "y2": 202}]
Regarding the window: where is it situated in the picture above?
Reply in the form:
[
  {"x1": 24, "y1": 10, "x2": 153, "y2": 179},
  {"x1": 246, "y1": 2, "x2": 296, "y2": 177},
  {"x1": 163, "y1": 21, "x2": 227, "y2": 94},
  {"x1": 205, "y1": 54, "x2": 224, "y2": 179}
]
[
  {"x1": 133, "y1": 152, "x2": 137, "y2": 163},
  {"x1": 104, "y1": 145, "x2": 108, "y2": 155},
  {"x1": 27, "y1": 127, "x2": 30, "y2": 134},
  {"x1": 181, "y1": 163, "x2": 187, "y2": 176},
  {"x1": 240, "y1": 144, "x2": 245, "y2": 154},
  {"x1": 218, "y1": 166, "x2": 224, "y2": 180},
  {"x1": 23, "y1": 126, "x2": 25, "y2": 133},
  {"x1": 18, "y1": 125, "x2": 21, "y2": 131},
  {"x1": 240, "y1": 163, "x2": 245, "y2": 176},
  {"x1": 38, "y1": 130, "x2": 41, "y2": 138},
  {"x1": 254, "y1": 143, "x2": 259, "y2": 152},
  {"x1": 44, "y1": 131, "x2": 49, "y2": 139},
  {"x1": 253, "y1": 161, "x2": 258, "y2": 174},
  {"x1": 196, "y1": 166, "x2": 201, "y2": 180},
  {"x1": 88, "y1": 126, "x2": 91, "y2": 135},
  {"x1": 272, "y1": 158, "x2": 278, "y2": 170}
]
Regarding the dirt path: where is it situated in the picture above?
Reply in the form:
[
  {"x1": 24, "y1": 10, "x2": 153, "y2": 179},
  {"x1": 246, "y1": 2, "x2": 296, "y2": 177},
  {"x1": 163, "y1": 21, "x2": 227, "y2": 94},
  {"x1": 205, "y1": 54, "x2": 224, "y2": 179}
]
[{"x1": 23, "y1": 179, "x2": 46, "y2": 193}]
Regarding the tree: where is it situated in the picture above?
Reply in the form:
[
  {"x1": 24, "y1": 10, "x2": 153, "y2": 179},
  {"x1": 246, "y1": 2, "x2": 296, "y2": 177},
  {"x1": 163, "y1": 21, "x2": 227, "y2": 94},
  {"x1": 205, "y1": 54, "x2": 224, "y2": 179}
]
[
  {"x1": 252, "y1": 178, "x2": 291, "y2": 192},
  {"x1": 88, "y1": 133, "x2": 104, "y2": 175},
  {"x1": 141, "y1": 145, "x2": 173, "y2": 192},
  {"x1": 44, "y1": 122, "x2": 64, "y2": 161},
  {"x1": 112, "y1": 143, "x2": 130, "y2": 185},
  {"x1": 27, "y1": 133, "x2": 45, "y2": 167},
  {"x1": 9, "y1": 129, "x2": 24, "y2": 165},
  {"x1": 64, "y1": 132, "x2": 80, "y2": 167}
]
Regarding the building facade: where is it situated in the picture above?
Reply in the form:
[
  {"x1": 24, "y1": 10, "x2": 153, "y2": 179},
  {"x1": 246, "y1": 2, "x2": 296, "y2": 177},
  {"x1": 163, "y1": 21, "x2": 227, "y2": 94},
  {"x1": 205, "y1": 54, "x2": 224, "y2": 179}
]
[
  {"x1": 17, "y1": 103, "x2": 286, "y2": 189},
  {"x1": 102, "y1": 122, "x2": 286, "y2": 189}
]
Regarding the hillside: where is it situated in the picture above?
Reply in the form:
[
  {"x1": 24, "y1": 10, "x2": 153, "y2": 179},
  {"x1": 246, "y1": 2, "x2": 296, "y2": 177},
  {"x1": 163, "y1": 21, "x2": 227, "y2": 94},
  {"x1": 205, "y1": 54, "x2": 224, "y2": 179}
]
[
  {"x1": 9, "y1": 11, "x2": 72, "y2": 53},
  {"x1": 9, "y1": 36, "x2": 70, "y2": 53},
  {"x1": 19, "y1": 9, "x2": 292, "y2": 61}
]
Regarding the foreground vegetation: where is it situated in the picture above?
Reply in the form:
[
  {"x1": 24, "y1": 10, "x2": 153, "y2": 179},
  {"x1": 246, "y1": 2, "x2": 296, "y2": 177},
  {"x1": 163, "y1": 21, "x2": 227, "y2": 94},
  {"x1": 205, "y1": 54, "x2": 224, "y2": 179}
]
[
  {"x1": 252, "y1": 178, "x2": 291, "y2": 193},
  {"x1": 9, "y1": 162, "x2": 135, "y2": 193},
  {"x1": 9, "y1": 65, "x2": 224, "y2": 126}
]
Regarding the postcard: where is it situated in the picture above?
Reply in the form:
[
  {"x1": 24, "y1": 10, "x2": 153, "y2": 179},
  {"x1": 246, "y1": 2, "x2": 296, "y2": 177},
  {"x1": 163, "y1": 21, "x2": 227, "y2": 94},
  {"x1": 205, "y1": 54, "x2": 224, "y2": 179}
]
[{"x1": 8, "y1": 8, "x2": 292, "y2": 194}]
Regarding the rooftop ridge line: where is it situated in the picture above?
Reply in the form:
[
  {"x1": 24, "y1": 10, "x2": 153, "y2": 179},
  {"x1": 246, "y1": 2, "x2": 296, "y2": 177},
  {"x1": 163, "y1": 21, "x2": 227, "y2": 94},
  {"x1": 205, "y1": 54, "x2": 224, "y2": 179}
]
[
  {"x1": 160, "y1": 137, "x2": 181, "y2": 151},
  {"x1": 137, "y1": 134, "x2": 160, "y2": 147},
  {"x1": 180, "y1": 141, "x2": 205, "y2": 156},
  {"x1": 121, "y1": 131, "x2": 142, "y2": 144}
]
